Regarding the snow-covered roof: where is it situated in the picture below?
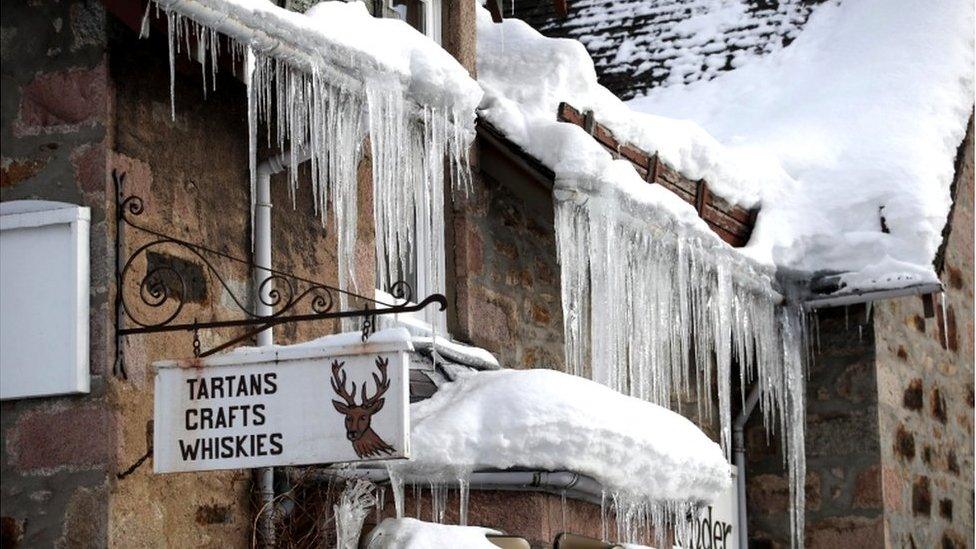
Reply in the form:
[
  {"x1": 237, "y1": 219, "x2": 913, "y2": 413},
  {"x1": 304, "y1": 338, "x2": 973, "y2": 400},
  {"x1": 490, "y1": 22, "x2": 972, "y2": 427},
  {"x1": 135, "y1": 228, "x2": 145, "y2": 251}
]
[
  {"x1": 386, "y1": 368, "x2": 731, "y2": 505},
  {"x1": 629, "y1": 0, "x2": 974, "y2": 292},
  {"x1": 479, "y1": 0, "x2": 974, "y2": 293},
  {"x1": 512, "y1": 0, "x2": 829, "y2": 100}
]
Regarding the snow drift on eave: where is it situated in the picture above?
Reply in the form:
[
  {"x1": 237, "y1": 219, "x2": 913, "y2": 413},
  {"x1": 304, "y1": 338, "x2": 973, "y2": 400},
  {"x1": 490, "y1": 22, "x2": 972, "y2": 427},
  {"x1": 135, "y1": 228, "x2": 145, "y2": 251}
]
[
  {"x1": 629, "y1": 0, "x2": 975, "y2": 291},
  {"x1": 149, "y1": 0, "x2": 483, "y2": 329},
  {"x1": 384, "y1": 368, "x2": 732, "y2": 545}
]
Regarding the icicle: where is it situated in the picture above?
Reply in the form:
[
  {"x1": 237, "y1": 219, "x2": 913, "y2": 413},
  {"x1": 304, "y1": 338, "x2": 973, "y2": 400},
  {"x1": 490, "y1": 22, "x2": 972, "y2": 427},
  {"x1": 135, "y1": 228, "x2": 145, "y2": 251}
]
[
  {"x1": 139, "y1": 1, "x2": 152, "y2": 38},
  {"x1": 333, "y1": 480, "x2": 377, "y2": 549},
  {"x1": 429, "y1": 482, "x2": 447, "y2": 524},
  {"x1": 375, "y1": 485, "x2": 386, "y2": 524},
  {"x1": 600, "y1": 490, "x2": 608, "y2": 542},
  {"x1": 386, "y1": 465, "x2": 405, "y2": 519},
  {"x1": 245, "y1": 46, "x2": 258, "y2": 254},
  {"x1": 166, "y1": 12, "x2": 176, "y2": 120},
  {"x1": 458, "y1": 477, "x2": 470, "y2": 526}
]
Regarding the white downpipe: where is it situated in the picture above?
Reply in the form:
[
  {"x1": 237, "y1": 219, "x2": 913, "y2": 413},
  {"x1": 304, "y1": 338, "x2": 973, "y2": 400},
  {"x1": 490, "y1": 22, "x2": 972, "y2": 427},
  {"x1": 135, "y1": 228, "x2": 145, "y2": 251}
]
[
  {"x1": 252, "y1": 146, "x2": 311, "y2": 547},
  {"x1": 733, "y1": 384, "x2": 761, "y2": 549}
]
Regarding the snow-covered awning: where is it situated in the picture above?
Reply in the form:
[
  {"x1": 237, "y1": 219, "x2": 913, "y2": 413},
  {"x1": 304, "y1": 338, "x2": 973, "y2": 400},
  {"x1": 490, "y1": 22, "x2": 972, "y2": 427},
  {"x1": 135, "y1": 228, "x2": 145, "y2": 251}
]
[{"x1": 386, "y1": 368, "x2": 731, "y2": 505}]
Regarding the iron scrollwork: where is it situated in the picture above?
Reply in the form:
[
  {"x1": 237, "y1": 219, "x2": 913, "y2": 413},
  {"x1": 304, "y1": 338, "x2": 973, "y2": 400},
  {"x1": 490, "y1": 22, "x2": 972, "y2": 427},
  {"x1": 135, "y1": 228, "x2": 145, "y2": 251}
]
[{"x1": 113, "y1": 169, "x2": 447, "y2": 361}]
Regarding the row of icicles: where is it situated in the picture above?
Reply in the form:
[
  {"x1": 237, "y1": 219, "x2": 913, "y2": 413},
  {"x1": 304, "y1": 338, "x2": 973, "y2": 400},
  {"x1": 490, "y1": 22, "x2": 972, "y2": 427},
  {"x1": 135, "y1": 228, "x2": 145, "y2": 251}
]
[
  {"x1": 156, "y1": 3, "x2": 473, "y2": 332},
  {"x1": 331, "y1": 474, "x2": 711, "y2": 549},
  {"x1": 555, "y1": 196, "x2": 809, "y2": 548}
]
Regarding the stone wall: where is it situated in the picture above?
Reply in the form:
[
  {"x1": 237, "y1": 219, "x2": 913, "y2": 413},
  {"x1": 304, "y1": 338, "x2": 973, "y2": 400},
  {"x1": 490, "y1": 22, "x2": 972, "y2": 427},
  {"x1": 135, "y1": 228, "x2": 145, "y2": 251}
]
[
  {"x1": 872, "y1": 117, "x2": 974, "y2": 549},
  {"x1": 451, "y1": 145, "x2": 566, "y2": 371},
  {"x1": 105, "y1": 18, "x2": 256, "y2": 547},
  {"x1": 2, "y1": 2, "x2": 380, "y2": 545},
  {"x1": 0, "y1": 0, "x2": 114, "y2": 546},
  {"x1": 746, "y1": 305, "x2": 885, "y2": 548}
]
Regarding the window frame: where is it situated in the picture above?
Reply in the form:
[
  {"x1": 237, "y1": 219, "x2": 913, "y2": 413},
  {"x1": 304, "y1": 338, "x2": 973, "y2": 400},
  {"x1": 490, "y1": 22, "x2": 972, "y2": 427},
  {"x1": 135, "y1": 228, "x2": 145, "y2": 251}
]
[{"x1": 386, "y1": 0, "x2": 442, "y2": 44}]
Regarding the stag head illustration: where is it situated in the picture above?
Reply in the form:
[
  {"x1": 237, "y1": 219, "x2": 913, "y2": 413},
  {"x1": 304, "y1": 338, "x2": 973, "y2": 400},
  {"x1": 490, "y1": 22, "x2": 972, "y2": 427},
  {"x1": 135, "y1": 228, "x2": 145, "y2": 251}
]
[{"x1": 330, "y1": 357, "x2": 396, "y2": 458}]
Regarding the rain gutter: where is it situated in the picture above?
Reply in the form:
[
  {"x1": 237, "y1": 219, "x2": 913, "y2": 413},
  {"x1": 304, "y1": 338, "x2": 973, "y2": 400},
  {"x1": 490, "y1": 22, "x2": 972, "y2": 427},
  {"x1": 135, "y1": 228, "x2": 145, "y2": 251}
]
[
  {"x1": 295, "y1": 468, "x2": 607, "y2": 506},
  {"x1": 802, "y1": 282, "x2": 943, "y2": 310}
]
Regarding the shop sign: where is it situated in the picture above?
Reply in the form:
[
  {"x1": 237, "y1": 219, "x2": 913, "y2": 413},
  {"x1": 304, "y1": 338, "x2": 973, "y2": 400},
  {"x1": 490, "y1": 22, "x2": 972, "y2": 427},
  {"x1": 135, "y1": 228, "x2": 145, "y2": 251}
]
[
  {"x1": 153, "y1": 338, "x2": 410, "y2": 473},
  {"x1": 675, "y1": 467, "x2": 740, "y2": 549}
]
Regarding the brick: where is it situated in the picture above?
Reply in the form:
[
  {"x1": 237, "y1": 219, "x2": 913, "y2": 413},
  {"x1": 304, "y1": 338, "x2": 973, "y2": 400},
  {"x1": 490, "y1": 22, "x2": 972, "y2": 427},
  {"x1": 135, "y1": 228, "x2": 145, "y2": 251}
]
[
  {"x1": 805, "y1": 516, "x2": 884, "y2": 549},
  {"x1": 894, "y1": 424, "x2": 915, "y2": 461},
  {"x1": 852, "y1": 465, "x2": 882, "y2": 509},
  {"x1": 903, "y1": 379, "x2": 924, "y2": 411},
  {"x1": 939, "y1": 498, "x2": 953, "y2": 521},
  {"x1": 0, "y1": 157, "x2": 47, "y2": 187},
  {"x1": 14, "y1": 63, "x2": 107, "y2": 136},
  {"x1": 62, "y1": 485, "x2": 107, "y2": 547},
  {"x1": 7, "y1": 405, "x2": 113, "y2": 472},
  {"x1": 0, "y1": 517, "x2": 24, "y2": 547},
  {"x1": 941, "y1": 530, "x2": 966, "y2": 549},
  {"x1": 911, "y1": 476, "x2": 931, "y2": 516},
  {"x1": 747, "y1": 473, "x2": 820, "y2": 516},
  {"x1": 195, "y1": 504, "x2": 233, "y2": 525},
  {"x1": 930, "y1": 386, "x2": 948, "y2": 424},
  {"x1": 70, "y1": 141, "x2": 105, "y2": 194}
]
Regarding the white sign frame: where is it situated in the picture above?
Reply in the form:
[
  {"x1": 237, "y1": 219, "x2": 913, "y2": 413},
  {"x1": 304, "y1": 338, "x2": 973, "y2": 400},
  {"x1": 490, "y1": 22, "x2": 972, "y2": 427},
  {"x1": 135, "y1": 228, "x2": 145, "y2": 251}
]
[
  {"x1": 153, "y1": 337, "x2": 411, "y2": 473},
  {"x1": 0, "y1": 200, "x2": 90, "y2": 400}
]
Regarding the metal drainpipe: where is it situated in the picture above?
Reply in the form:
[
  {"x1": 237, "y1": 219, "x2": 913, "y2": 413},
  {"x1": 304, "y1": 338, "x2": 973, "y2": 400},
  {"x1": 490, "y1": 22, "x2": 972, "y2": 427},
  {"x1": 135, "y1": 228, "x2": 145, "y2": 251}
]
[
  {"x1": 733, "y1": 384, "x2": 761, "y2": 549},
  {"x1": 253, "y1": 147, "x2": 311, "y2": 547}
]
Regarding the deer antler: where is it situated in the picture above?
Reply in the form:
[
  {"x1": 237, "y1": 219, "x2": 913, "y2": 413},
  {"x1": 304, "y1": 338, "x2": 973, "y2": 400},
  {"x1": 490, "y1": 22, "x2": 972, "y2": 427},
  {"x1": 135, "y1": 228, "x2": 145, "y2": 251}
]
[
  {"x1": 330, "y1": 360, "x2": 357, "y2": 406},
  {"x1": 361, "y1": 357, "x2": 390, "y2": 408}
]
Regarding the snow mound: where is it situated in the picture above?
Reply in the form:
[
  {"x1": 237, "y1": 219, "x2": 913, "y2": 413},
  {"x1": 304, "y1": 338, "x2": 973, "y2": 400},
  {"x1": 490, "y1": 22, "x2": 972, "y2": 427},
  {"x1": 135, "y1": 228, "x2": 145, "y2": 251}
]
[
  {"x1": 391, "y1": 369, "x2": 731, "y2": 504},
  {"x1": 630, "y1": 0, "x2": 974, "y2": 285},
  {"x1": 476, "y1": 7, "x2": 781, "y2": 216},
  {"x1": 365, "y1": 518, "x2": 499, "y2": 549}
]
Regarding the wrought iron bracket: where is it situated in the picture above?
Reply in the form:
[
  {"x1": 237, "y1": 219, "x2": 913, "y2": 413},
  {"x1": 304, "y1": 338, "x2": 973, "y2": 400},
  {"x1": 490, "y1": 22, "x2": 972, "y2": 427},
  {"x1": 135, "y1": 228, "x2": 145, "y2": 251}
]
[{"x1": 113, "y1": 169, "x2": 446, "y2": 366}]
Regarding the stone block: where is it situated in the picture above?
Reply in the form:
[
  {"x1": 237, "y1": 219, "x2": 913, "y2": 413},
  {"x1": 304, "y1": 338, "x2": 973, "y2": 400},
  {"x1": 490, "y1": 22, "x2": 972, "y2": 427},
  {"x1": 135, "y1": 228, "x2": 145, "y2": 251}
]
[
  {"x1": 0, "y1": 157, "x2": 47, "y2": 188},
  {"x1": 60, "y1": 484, "x2": 107, "y2": 548},
  {"x1": 805, "y1": 516, "x2": 884, "y2": 549},
  {"x1": 70, "y1": 142, "x2": 105, "y2": 195},
  {"x1": 14, "y1": 63, "x2": 107, "y2": 136},
  {"x1": 903, "y1": 379, "x2": 923, "y2": 411},
  {"x1": 911, "y1": 476, "x2": 931, "y2": 516},
  {"x1": 852, "y1": 465, "x2": 882, "y2": 509},
  {"x1": 894, "y1": 424, "x2": 915, "y2": 461},
  {"x1": 7, "y1": 405, "x2": 113, "y2": 473}
]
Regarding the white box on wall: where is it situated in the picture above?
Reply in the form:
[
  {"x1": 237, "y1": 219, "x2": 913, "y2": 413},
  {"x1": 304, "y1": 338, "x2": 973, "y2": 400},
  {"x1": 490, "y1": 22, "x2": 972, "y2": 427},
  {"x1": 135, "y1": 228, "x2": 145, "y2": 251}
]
[{"x1": 1, "y1": 200, "x2": 90, "y2": 400}]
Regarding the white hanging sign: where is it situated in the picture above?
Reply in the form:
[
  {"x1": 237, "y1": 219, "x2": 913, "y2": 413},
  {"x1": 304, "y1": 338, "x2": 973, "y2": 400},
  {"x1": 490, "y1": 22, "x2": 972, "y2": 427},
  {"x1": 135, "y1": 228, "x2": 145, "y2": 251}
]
[
  {"x1": 675, "y1": 467, "x2": 740, "y2": 549},
  {"x1": 153, "y1": 336, "x2": 411, "y2": 473}
]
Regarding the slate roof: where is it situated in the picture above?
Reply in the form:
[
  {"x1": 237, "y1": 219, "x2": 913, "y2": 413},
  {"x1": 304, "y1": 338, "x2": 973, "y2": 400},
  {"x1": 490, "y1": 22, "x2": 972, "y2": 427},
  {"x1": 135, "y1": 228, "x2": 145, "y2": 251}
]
[{"x1": 510, "y1": 0, "x2": 829, "y2": 100}]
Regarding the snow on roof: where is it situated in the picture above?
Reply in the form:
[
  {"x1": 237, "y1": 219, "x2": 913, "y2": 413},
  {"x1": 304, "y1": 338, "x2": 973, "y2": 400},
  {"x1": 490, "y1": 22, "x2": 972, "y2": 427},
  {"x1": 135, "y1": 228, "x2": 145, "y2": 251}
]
[
  {"x1": 512, "y1": 0, "x2": 829, "y2": 99},
  {"x1": 480, "y1": 1, "x2": 974, "y2": 292},
  {"x1": 628, "y1": 0, "x2": 974, "y2": 291},
  {"x1": 154, "y1": 0, "x2": 481, "y2": 112},
  {"x1": 387, "y1": 368, "x2": 731, "y2": 504},
  {"x1": 475, "y1": 6, "x2": 779, "y2": 266},
  {"x1": 365, "y1": 518, "x2": 499, "y2": 549}
]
